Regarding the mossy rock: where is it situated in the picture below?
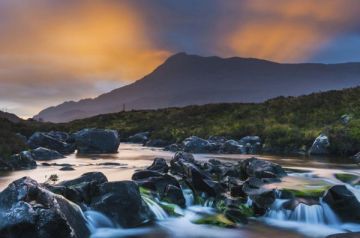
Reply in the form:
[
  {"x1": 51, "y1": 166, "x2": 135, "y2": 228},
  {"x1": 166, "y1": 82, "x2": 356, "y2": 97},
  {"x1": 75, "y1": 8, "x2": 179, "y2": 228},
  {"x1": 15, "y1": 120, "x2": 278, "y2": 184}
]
[
  {"x1": 282, "y1": 186, "x2": 330, "y2": 199},
  {"x1": 193, "y1": 214, "x2": 236, "y2": 228},
  {"x1": 159, "y1": 202, "x2": 184, "y2": 217},
  {"x1": 335, "y1": 173, "x2": 360, "y2": 185}
]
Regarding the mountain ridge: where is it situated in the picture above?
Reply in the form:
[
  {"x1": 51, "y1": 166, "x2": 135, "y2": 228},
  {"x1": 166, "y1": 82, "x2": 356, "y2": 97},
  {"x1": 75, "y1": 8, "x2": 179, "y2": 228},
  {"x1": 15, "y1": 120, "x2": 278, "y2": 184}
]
[{"x1": 34, "y1": 52, "x2": 360, "y2": 122}]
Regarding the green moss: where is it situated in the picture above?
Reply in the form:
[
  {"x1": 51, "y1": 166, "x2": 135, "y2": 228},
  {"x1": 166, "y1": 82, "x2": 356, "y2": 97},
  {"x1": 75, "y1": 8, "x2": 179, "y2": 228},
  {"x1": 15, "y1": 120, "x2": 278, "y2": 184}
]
[
  {"x1": 193, "y1": 214, "x2": 235, "y2": 228},
  {"x1": 335, "y1": 173, "x2": 360, "y2": 185},
  {"x1": 159, "y1": 202, "x2": 183, "y2": 217},
  {"x1": 283, "y1": 186, "x2": 330, "y2": 198}
]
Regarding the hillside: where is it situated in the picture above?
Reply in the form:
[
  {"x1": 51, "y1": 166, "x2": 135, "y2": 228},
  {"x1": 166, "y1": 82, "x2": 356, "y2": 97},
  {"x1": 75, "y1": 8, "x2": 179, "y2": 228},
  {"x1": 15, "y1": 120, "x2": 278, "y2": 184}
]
[
  {"x1": 34, "y1": 53, "x2": 360, "y2": 122},
  {"x1": 0, "y1": 111, "x2": 22, "y2": 123},
  {"x1": 62, "y1": 87, "x2": 360, "y2": 156}
]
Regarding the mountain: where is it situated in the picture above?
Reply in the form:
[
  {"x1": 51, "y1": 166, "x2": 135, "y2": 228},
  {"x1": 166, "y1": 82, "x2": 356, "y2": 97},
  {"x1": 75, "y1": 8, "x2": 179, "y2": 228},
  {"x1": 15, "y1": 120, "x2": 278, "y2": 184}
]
[
  {"x1": 0, "y1": 111, "x2": 22, "y2": 123},
  {"x1": 34, "y1": 52, "x2": 360, "y2": 122}
]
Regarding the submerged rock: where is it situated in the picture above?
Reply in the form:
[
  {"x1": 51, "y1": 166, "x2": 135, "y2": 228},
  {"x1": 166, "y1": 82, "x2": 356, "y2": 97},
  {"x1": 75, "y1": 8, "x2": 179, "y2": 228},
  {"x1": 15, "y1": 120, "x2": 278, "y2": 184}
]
[
  {"x1": 145, "y1": 139, "x2": 170, "y2": 147},
  {"x1": 0, "y1": 177, "x2": 90, "y2": 238},
  {"x1": 31, "y1": 147, "x2": 65, "y2": 161},
  {"x1": 27, "y1": 132, "x2": 75, "y2": 154},
  {"x1": 309, "y1": 133, "x2": 330, "y2": 155},
  {"x1": 323, "y1": 185, "x2": 360, "y2": 222},
  {"x1": 221, "y1": 140, "x2": 244, "y2": 154},
  {"x1": 73, "y1": 128, "x2": 120, "y2": 154}
]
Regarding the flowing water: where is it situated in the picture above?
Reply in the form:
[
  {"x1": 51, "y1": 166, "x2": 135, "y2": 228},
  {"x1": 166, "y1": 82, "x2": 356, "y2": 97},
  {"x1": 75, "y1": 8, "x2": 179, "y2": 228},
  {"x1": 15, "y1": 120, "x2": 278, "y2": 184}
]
[{"x1": 1, "y1": 143, "x2": 360, "y2": 238}]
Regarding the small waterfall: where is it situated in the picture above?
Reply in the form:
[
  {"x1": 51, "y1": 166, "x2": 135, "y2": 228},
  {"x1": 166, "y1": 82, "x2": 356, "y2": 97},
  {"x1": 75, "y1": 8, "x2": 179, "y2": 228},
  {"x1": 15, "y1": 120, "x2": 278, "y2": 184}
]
[
  {"x1": 204, "y1": 197, "x2": 215, "y2": 207},
  {"x1": 142, "y1": 195, "x2": 168, "y2": 220},
  {"x1": 266, "y1": 199, "x2": 340, "y2": 225},
  {"x1": 84, "y1": 210, "x2": 116, "y2": 233},
  {"x1": 182, "y1": 188, "x2": 195, "y2": 207}
]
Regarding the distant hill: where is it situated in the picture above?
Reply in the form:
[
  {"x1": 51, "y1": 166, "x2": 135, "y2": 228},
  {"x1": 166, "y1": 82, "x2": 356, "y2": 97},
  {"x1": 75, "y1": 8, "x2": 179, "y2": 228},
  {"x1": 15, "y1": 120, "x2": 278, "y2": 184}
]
[
  {"x1": 0, "y1": 111, "x2": 22, "y2": 123},
  {"x1": 34, "y1": 52, "x2": 360, "y2": 122}
]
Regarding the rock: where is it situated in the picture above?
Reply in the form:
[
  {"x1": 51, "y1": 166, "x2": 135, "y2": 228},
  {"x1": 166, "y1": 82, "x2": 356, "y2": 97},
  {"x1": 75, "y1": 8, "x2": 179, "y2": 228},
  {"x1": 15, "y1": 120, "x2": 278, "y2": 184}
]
[
  {"x1": 90, "y1": 181, "x2": 153, "y2": 228},
  {"x1": 27, "y1": 132, "x2": 75, "y2": 154},
  {"x1": 132, "y1": 170, "x2": 180, "y2": 196},
  {"x1": 60, "y1": 166, "x2": 74, "y2": 171},
  {"x1": 145, "y1": 139, "x2": 170, "y2": 147},
  {"x1": 221, "y1": 140, "x2": 244, "y2": 154},
  {"x1": 230, "y1": 184, "x2": 247, "y2": 198},
  {"x1": 164, "y1": 143, "x2": 183, "y2": 152},
  {"x1": 0, "y1": 177, "x2": 90, "y2": 238},
  {"x1": 15, "y1": 133, "x2": 27, "y2": 143},
  {"x1": 351, "y1": 152, "x2": 360, "y2": 163},
  {"x1": 208, "y1": 136, "x2": 227, "y2": 144},
  {"x1": 47, "y1": 131, "x2": 70, "y2": 142},
  {"x1": 73, "y1": 128, "x2": 120, "y2": 154},
  {"x1": 147, "y1": 158, "x2": 169, "y2": 173},
  {"x1": 309, "y1": 133, "x2": 330, "y2": 155},
  {"x1": 240, "y1": 157, "x2": 286, "y2": 179},
  {"x1": 1, "y1": 151, "x2": 37, "y2": 170},
  {"x1": 50, "y1": 172, "x2": 108, "y2": 206},
  {"x1": 170, "y1": 151, "x2": 197, "y2": 175},
  {"x1": 182, "y1": 136, "x2": 218, "y2": 153},
  {"x1": 340, "y1": 114, "x2": 351, "y2": 125},
  {"x1": 98, "y1": 162, "x2": 125, "y2": 166},
  {"x1": 164, "y1": 184, "x2": 186, "y2": 208},
  {"x1": 239, "y1": 136, "x2": 262, "y2": 154},
  {"x1": 323, "y1": 185, "x2": 360, "y2": 222},
  {"x1": 128, "y1": 132, "x2": 149, "y2": 143},
  {"x1": 31, "y1": 147, "x2": 65, "y2": 161}
]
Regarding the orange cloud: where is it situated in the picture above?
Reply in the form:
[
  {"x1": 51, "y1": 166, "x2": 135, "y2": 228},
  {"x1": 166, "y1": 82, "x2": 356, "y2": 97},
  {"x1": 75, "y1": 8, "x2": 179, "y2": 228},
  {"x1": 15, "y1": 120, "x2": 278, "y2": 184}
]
[
  {"x1": 224, "y1": 0, "x2": 359, "y2": 62},
  {"x1": 0, "y1": 1, "x2": 170, "y2": 82}
]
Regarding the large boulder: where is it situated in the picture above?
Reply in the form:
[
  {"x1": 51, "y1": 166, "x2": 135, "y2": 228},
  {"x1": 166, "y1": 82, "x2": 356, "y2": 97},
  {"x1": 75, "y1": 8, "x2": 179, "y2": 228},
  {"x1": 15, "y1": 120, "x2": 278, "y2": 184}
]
[
  {"x1": 128, "y1": 132, "x2": 149, "y2": 143},
  {"x1": 0, "y1": 177, "x2": 90, "y2": 238},
  {"x1": 46, "y1": 131, "x2": 70, "y2": 142},
  {"x1": 145, "y1": 139, "x2": 170, "y2": 147},
  {"x1": 170, "y1": 151, "x2": 197, "y2": 175},
  {"x1": 0, "y1": 151, "x2": 37, "y2": 171},
  {"x1": 351, "y1": 152, "x2": 360, "y2": 164},
  {"x1": 27, "y1": 132, "x2": 75, "y2": 154},
  {"x1": 182, "y1": 136, "x2": 218, "y2": 153},
  {"x1": 90, "y1": 181, "x2": 153, "y2": 228},
  {"x1": 31, "y1": 147, "x2": 65, "y2": 161},
  {"x1": 73, "y1": 128, "x2": 120, "y2": 154},
  {"x1": 309, "y1": 134, "x2": 330, "y2": 155},
  {"x1": 239, "y1": 157, "x2": 286, "y2": 179},
  {"x1": 323, "y1": 185, "x2": 360, "y2": 222}
]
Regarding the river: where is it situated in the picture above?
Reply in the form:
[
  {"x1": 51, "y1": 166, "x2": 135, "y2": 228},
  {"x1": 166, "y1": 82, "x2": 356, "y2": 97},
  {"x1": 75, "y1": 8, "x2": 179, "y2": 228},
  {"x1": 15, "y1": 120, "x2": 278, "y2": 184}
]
[{"x1": 1, "y1": 143, "x2": 359, "y2": 238}]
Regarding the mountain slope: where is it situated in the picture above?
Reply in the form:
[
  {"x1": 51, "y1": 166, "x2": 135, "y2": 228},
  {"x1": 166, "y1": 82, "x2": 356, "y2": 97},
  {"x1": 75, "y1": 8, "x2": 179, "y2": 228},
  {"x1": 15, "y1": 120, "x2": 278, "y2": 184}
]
[
  {"x1": 34, "y1": 53, "x2": 360, "y2": 122},
  {"x1": 0, "y1": 111, "x2": 22, "y2": 123}
]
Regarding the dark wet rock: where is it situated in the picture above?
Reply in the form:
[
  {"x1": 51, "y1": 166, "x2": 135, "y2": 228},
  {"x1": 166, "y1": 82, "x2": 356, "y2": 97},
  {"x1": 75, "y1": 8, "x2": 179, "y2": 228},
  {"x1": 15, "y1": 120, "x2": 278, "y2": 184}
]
[
  {"x1": 224, "y1": 208, "x2": 248, "y2": 224},
  {"x1": 208, "y1": 136, "x2": 227, "y2": 144},
  {"x1": 31, "y1": 147, "x2": 65, "y2": 161},
  {"x1": 203, "y1": 159, "x2": 240, "y2": 179},
  {"x1": 323, "y1": 185, "x2": 360, "y2": 222},
  {"x1": 147, "y1": 157, "x2": 169, "y2": 173},
  {"x1": 230, "y1": 184, "x2": 247, "y2": 198},
  {"x1": 49, "y1": 172, "x2": 108, "y2": 206},
  {"x1": 132, "y1": 170, "x2": 180, "y2": 196},
  {"x1": 15, "y1": 133, "x2": 27, "y2": 143},
  {"x1": 145, "y1": 139, "x2": 170, "y2": 147},
  {"x1": 73, "y1": 128, "x2": 120, "y2": 154},
  {"x1": 282, "y1": 198, "x2": 320, "y2": 210},
  {"x1": 351, "y1": 152, "x2": 360, "y2": 164},
  {"x1": 221, "y1": 140, "x2": 244, "y2": 154},
  {"x1": 164, "y1": 184, "x2": 186, "y2": 208},
  {"x1": 239, "y1": 136, "x2": 262, "y2": 154},
  {"x1": 47, "y1": 131, "x2": 70, "y2": 142},
  {"x1": 27, "y1": 132, "x2": 75, "y2": 154},
  {"x1": 240, "y1": 157, "x2": 286, "y2": 179},
  {"x1": 308, "y1": 133, "x2": 330, "y2": 155},
  {"x1": 90, "y1": 181, "x2": 154, "y2": 228},
  {"x1": 0, "y1": 177, "x2": 90, "y2": 238},
  {"x1": 60, "y1": 166, "x2": 75, "y2": 171},
  {"x1": 182, "y1": 136, "x2": 218, "y2": 153},
  {"x1": 41, "y1": 162, "x2": 51, "y2": 166},
  {"x1": 251, "y1": 190, "x2": 276, "y2": 215},
  {"x1": 98, "y1": 162, "x2": 125, "y2": 166},
  {"x1": 170, "y1": 151, "x2": 196, "y2": 175},
  {"x1": 128, "y1": 132, "x2": 149, "y2": 143},
  {"x1": 164, "y1": 143, "x2": 183, "y2": 152},
  {"x1": 0, "y1": 151, "x2": 37, "y2": 171}
]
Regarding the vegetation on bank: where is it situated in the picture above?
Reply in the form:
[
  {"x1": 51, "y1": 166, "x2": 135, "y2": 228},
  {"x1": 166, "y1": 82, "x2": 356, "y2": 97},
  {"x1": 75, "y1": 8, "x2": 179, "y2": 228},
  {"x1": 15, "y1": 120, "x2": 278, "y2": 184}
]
[{"x1": 2, "y1": 86, "x2": 360, "y2": 157}]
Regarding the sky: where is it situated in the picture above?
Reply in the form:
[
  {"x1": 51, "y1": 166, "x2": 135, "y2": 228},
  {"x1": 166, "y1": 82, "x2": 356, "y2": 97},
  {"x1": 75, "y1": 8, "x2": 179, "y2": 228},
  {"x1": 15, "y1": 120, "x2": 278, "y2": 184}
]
[{"x1": 1, "y1": 0, "x2": 360, "y2": 118}]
